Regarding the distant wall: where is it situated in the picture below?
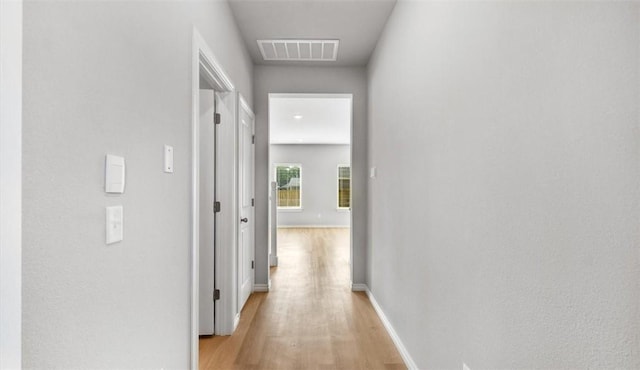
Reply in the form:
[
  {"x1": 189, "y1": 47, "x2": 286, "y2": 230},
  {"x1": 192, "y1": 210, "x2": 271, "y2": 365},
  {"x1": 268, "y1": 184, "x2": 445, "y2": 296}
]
[{"x1": 271, "y1": 144, "x2": 350, "y2": 227}]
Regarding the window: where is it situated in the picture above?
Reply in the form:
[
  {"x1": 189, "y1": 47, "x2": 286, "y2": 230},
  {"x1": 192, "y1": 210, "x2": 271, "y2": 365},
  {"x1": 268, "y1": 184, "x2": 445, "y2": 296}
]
[
  {"x1": 337, "y1": 165, "x2": 350, "y2": 209},
  {"x1": 275, "y1": 164, "x2": 301, "y2": 208}
]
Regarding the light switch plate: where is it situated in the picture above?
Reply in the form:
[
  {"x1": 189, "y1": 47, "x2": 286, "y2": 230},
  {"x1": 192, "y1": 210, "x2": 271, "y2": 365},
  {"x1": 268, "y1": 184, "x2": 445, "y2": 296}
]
[
  {"x1": 463, "y1": 363, "x2": 471, "y2": 370},
  {"x1": 370, "y1": 167, "x2": 377, "y2": 178},
  {"x1": 164, "y1": 145, "x2": 174, "y2": 173},
  {"x1": 105, "y1": 154, "x2": 125, "y2": 193},
  {"x1": 106, "y1": 205, "x2": 123, "y2": 244}
]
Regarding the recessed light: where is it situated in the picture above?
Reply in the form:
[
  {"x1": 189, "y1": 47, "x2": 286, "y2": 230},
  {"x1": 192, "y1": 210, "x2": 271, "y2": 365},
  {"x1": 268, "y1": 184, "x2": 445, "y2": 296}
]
[{"x1": 293, "y1": 114, "x2": 303, "y2": 120}]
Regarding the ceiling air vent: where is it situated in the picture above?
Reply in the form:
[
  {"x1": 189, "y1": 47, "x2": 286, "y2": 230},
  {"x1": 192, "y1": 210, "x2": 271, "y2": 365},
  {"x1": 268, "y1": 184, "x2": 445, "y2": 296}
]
[{"x1": 257, "y1": 39, "x2": 339, "y2": 62}]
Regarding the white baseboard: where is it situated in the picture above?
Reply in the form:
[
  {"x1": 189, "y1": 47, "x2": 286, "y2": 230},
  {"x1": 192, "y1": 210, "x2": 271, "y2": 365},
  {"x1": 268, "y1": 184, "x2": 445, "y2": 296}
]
[
  {"x1": 233, "y1": 312, "x2": 241, "y2": 331},
  {"x1": 363, "y1": 285, "x2": 418, "y2": 370},
  {"x1": 278, "y1": 225, "x2": 349, "y2": 229},
  {"x1": 253, "y1": 284, "x2": 269, "y2": 292},
  {"x1": 253, "y1": 280, "x2": 271, "y2": 292},
  {"x1": 270, "y1": 254, "x2": 278, "y2": 266},
  {"x1": 351, "y1": 283, "x2": 368, "y2": 292}
]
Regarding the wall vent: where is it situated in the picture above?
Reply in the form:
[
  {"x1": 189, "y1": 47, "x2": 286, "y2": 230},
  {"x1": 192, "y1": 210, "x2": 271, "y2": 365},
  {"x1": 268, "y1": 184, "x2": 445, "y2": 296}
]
[{"x1": 257, "y1": 39, "x2": 339, "y2": 61}]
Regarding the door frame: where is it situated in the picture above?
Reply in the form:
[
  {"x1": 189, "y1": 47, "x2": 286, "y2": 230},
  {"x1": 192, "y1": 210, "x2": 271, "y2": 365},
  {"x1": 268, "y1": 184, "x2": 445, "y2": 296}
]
[
  {"x1": 236, "y1": 92, "x2": 255, "y2": 315},
  {"x1": 190, "y1": 27, "x2": 237, "y2": 369}
]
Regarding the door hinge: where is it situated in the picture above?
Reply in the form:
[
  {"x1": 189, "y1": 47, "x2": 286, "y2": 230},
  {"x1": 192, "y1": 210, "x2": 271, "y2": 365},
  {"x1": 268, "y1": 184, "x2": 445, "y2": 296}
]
[
  {"x1": 214, "y1": 113, "x2": 221, "y2": 125},
  {"x1": 251, "y1": 198, "x2": 254, "y2": 207},
  {"x1": 251, "y1": 260, "x2": 254, "y2": 269},
  {"x1": 214, "y1": 201, "x2": 221, "y2": 213},
  {"x1": 213, "y1": 289, "x2": 220, "y2": 301},
  {"x1": 252, "y1": 135, "x2": 255, "y2": 144}
]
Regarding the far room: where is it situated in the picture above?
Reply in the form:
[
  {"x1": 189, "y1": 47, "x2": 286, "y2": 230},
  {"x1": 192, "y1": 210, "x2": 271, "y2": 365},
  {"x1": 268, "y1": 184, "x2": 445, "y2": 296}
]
[{"x1": 268, "y1": 94, "x2": 352, "y2": 285}]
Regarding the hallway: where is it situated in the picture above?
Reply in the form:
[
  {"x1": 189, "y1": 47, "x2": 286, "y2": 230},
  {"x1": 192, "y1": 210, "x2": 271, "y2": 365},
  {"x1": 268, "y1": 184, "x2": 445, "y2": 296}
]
[
  {"x1": 8, "y1": 1, "x2": 640, "y2": 367},
  {"x1": 199, "y1": 228, "x2": 405, "y2": 369}
]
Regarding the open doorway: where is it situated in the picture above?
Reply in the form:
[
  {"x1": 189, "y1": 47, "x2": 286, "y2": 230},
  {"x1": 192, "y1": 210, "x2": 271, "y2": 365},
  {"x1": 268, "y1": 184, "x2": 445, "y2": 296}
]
[
  {"x1": 197, "y1": 79, "x2": 216, "y2": 336},
  {"x1": 190, "y1": 28, "x2": 238, "y2": 369},
  {"x1": 268, "y1": 93, "x2": 353, "y2": 287}
]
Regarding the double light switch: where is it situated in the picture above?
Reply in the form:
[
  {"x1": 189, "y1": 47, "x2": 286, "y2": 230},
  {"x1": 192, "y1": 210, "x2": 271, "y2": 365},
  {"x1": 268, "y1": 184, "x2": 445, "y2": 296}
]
[{"x1": 104, "y1": 146, "x2": 172, "y2": 245}]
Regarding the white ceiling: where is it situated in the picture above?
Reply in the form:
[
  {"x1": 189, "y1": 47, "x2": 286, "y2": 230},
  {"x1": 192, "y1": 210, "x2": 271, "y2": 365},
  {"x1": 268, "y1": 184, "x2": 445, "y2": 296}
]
[
  {"x1": 270, "y1": 94, "x2": 351, "y2": 144},
  {"x1": 228, "y1": 0, "x2": 397, "y2": 66}
]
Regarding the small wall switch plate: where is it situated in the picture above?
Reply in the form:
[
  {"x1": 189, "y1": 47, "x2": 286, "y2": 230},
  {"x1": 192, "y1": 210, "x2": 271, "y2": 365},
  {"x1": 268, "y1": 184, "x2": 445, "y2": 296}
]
[
  {"x1": 463, "y1": 363, "x2": 471, "y2": 370},
  {"x1": 164, "y1": 145, "x2": 174, "y2": 173},
  {"x1": 106, "y1": 205, "x2": 124, "y2": 244},
  {"x1": 370, "y1": 167, "x2": 377, "y2": 178},
  {"x1": 105, "y1": 155, "x2": 125, "y2": 193}
]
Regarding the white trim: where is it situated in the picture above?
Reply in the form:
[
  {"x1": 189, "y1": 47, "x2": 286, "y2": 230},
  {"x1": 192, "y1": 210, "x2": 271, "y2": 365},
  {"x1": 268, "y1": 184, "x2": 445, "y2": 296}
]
[
  {"x1": 350, "y1": 283, "x2": 367, "y2": 292},
  {"x1": 346, "y1": 94, "x2": 354, "y2": 286},
  {"x1": 0, "y1": 0, "x2": 22, "y2": 367},
  {"x1": 269, "y1": 182, "x2": 278, "y2": 274},
  {"x1": 191, "y1": 27, "x2": 236, "y2": 369},
  {"x1": 238, "y1": 93, "x2": 255, "y2": 120},
  {"x1": 277, "y1": 207, "x2": 304, "y2": 213},
  {"x1": 278, "y1": 225, "x2": 349, "y2": 229},
  {"x1": 233, "y1": 313, "x2": 241, "y2": 331},
  {"x1": 364, "y1": 287, "x2": 419, "y2": 370},
  {"x1": 253, "y1": 283, "x2": 270, "y2": 292},
  {"x1": 197, "y1": 33, "x2": 235, "y2": 93}
]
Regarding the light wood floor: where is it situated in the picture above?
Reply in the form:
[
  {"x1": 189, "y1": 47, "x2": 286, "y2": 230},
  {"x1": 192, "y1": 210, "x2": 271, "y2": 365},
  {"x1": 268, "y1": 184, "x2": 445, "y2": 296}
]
[{"x1": 199, "y1": 228, "x2": 406, "y2": 370}]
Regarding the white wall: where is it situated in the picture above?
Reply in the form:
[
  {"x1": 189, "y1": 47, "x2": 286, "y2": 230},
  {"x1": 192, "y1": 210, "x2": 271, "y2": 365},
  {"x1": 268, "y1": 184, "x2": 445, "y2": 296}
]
[
  {"x1": 22, "y1": 1, "x2": 252, "y2": 367},
  {"x1": 0, "y1": 0, "x2": 22, "y2": 368},
  {"x1": 254, "y1": 66, "x2": 367, "y2": 287},
  {"x1": 368, "y1": 2, "x2": 640, "y2": 368},
  {"x1": 271, "y1": 144, "x2": 350, "y2": 227}
]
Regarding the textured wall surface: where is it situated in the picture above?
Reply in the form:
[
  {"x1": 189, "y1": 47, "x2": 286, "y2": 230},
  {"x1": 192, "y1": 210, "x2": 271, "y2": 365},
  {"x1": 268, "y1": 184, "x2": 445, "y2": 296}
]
[
  {"x1": 254, "y1": 66, "x2": 367, "y2": 286},
  {"x1": 368, "y1": 2, "x2": 640, "y2": 368},
  {"x1": 271, "y1": 144, "x2": 350, "y2": 227},
  {"x1": 22, "y1": 1, "x2": 252, "y2": 367}
]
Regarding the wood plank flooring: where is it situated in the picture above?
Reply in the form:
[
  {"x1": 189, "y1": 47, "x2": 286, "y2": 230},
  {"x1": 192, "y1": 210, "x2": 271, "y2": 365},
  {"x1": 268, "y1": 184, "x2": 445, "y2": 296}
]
[{"x1": 199, "y1": 228, "x2": 406, "y2": 370}]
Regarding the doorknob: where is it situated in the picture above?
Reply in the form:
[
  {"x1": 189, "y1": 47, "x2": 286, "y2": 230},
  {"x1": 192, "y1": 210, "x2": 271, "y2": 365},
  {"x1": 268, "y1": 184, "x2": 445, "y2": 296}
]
[{"x1": 240, "y1": 218, "x2": 248, "y2": 223}]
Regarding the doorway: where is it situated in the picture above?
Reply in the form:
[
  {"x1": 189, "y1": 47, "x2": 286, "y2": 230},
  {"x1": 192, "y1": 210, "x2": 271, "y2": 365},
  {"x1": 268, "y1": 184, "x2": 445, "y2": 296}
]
[
  {"x1": 190, "y1": 28, "x2": 238, "y2": 369},
  {"x1": 198, "y1": 82, "x2": 216, "y2": 336},
  {"x1": 268, "y1": 93, "x2": 353, "y2": 286}
]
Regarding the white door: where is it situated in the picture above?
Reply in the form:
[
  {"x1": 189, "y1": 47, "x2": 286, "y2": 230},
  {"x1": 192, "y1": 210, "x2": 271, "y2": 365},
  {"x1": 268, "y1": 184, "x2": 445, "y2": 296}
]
[
  {"x1": 238, "y1": 97, "x2": 255, "y2": 311},
  {"x1": 199, "y1": 89, "x2": 216, "y2": 335}
]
